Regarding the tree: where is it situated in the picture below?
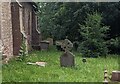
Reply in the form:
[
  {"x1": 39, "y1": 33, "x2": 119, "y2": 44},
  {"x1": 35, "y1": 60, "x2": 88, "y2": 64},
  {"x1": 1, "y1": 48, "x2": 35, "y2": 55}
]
[
  {"x1": 37, "y1": 2, "x2": 120, "y2": 54},
  {"x1": 37, "y1": 2, "x2": 60, "y2": 39},
  {"x1": 79, "y1": 12, "x2": 109, "y2": 57}
]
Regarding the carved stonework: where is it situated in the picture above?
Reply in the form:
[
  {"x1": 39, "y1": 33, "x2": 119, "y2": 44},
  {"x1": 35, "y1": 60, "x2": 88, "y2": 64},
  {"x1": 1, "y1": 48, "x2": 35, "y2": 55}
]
[
  {"x1": 60, "y1": 38, "x2": 75, "y2": 67},
  {"x1": 61, "y1": 38, "x2": 73, "y2": 52}
]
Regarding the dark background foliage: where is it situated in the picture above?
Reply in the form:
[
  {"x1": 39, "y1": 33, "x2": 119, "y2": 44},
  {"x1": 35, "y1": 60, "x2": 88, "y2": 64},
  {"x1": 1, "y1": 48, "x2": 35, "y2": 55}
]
[{"x1": 37, "y1": 2, "x2": 120, "y2": 54}]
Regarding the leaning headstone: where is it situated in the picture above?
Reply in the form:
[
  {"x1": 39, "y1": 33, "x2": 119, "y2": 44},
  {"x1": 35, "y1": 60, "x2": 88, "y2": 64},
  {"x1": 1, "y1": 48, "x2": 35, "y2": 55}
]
[
  {"x1": 60, "y1": 37, "x2": 75, "y2": 67},
  {"x1": 60, "y1": 51, "x2": 75, "y2": 67}
]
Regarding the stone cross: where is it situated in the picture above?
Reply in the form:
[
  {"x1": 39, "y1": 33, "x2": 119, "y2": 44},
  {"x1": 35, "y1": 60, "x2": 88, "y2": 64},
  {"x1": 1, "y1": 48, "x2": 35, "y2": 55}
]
[
  {"x1": 60, "y1": 37, "x2": 75, "y2": 67},
  {"x1": 61, "y1": 38, "x2": 73, "y2": 52}
]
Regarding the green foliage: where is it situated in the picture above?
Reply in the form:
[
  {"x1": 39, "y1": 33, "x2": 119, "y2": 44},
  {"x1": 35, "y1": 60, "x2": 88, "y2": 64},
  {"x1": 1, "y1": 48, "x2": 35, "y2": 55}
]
[
  {"x1": 37, "y1": 2, "x2": 120, "y2": 54},
  {"x1": 37, "y1": 2, "x2": 120, "y2": 40},
  {"x1": 37, "y1": 2, "x2": 59, "y2": 39},
  {"x1": 18, "y1": 39, "x2": 27, "y2": 61},
  {"x1": 109, "y1": 36, "x2": 120, "y2": 48},
  {"x1": 100, "y1": 2, "x2": 120, "y2": 38},
  {"x1": 78, "y1": 12, "x2": 109, "y2": 57},
  {"x1": 37, "y1": 3, "x2": 92, "y2": 41},
  {"x1": 108, "y1": 36, "x2": 120, "y2": 54}
]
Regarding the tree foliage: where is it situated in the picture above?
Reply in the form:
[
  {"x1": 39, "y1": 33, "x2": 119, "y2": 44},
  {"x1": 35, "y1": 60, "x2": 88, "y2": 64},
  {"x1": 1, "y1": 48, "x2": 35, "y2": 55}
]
[
  {"x1": 37, "y1": 2, "x2": 60, "y2": 39},
  {"x1": 37, "y1": 2, "x2": 120, "y2": 54},
  {"x1": 78, "y1": 13, "x2": 109, "y2": 57}
]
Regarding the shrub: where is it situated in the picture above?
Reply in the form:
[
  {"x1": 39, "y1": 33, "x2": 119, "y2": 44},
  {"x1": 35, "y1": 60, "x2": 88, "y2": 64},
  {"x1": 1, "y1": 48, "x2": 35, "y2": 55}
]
[
  {"x1": 108, "y1": 36, "x2": 120, "y2": 54},
  {"x1": 78, "y1": 12, "x2": 109, "y2": 57},
  {"x1": 18, "y1": 39, "x2": 28, "y2": 61}
]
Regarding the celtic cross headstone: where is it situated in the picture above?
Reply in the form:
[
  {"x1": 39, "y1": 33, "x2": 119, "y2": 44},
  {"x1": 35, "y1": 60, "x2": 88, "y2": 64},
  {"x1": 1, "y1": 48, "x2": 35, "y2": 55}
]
[{"x1": 60, "y1": 37, "x2": 75, "y2": 67}]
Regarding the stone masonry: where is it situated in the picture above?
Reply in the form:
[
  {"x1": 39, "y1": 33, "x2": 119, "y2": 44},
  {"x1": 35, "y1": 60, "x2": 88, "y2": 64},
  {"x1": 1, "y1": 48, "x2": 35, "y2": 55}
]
[
  {"x1": 0, "y1": 1, "x2": 41, "y2": 61},
  {"x1": 1, "y1": 2, "x2": 13, "y2": 59},
  {"x1": 11, "y1": 2, "x2": 41, "y2": 55}
]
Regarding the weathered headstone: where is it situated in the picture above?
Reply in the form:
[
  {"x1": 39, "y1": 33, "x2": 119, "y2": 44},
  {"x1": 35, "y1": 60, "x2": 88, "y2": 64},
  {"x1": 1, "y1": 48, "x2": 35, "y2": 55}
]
[
  {"x1": 40, "y1": 41, "x2": 49, "y2": 50},
  {"x1": 60, "y1": 37, "x2": 75, "y2": 67},
  {"x1": 60, "y1": 51, "x2": 75, "y2": 67},
  {"x1": 111, "y1": 71, "x2": 120, "y2": 82},
  {"x1": 56, "y1": 40, "x2": 64, "y2": 51}
]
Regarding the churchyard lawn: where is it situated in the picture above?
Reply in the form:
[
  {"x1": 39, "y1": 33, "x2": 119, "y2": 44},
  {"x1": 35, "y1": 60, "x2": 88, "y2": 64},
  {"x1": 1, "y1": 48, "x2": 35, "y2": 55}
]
[{"x1": 2, "y1": 46, "x2": 119, "y2": 82}]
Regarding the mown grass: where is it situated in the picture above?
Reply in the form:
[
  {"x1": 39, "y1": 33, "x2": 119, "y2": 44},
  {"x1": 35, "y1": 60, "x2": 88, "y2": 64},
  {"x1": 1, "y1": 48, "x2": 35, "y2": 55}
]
[{"x1": 2, "y1": 46, "x2": 119, "y2": 82}]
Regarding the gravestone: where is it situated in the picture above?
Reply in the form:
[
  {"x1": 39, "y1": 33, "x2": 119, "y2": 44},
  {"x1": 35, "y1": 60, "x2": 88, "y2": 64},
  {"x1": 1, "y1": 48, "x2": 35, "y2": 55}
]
[
  {"x1": 40, "y1": 41, "x2": 49, "y2": 50},
  {"x1": 60, "y1": 51, "x2": 75, "y2": 67},
  {"x1": 60, "y1": 37, "x2": 75, "y2": 67},
  {"x1": 111, "y1": 71, "x2": 120, "y2": 82},
  {"x1": 46, "y1": 38, "x2": 53, "y2": 46},
  {"x1": 56, "y1": 40, "x2": 64, "y2": 51}
]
